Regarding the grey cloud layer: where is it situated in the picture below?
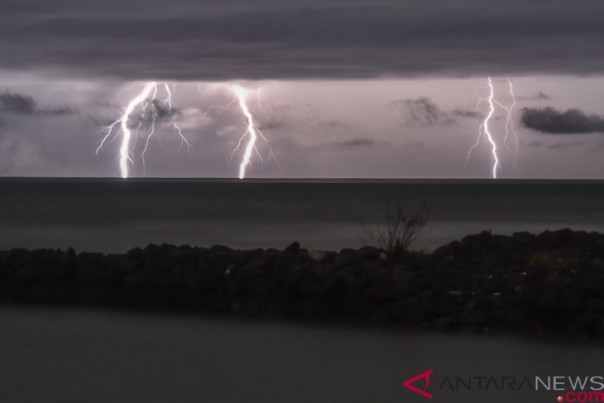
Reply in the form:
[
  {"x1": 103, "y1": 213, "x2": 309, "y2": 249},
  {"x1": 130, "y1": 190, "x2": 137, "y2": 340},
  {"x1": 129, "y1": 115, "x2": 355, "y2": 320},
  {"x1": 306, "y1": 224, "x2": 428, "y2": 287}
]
[
  {"x1": 324, "y1": 138, "x2": 375, "y2": 148},
  {"x1": 521, "y1": 107, "x2": 604, "y2": 134},
  {"x1": 1, "y1": 79, "x2": 603, "y2": 179},
  {"x1": 392, "y1": 97, "x2": 455, "y2": 127},
  {"x1": 0, "y1": 92, "x2": 75, "y2": 116},
  {"x1": 1, "y1": 0, "x2": 604, "y2": 79},
  {"x1": 0, "y1": 93, "x2": 36, "y2": 114},
  {"x1": 517, "y1": 91, "x2": 551, "y2": 101}
]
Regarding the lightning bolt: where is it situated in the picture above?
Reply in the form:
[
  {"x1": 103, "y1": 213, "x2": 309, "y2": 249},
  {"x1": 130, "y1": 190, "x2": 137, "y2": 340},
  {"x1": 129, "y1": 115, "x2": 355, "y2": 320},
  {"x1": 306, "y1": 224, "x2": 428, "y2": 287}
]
[
  {"x1": 493, "y1": 78, "x2": 519, "y2": 175},
  {"x1": 466, "y1": 77, "x2": 522, "y2": 178},
  {"x1": 96, "y1": 82, "x2": 192, "y2": 178},
  {"x1": 162, "y1": 83, "x2": 192, "y2": 152},
  {"x1": 232, "y1": 85, "x2": 259, "y2": 179},
  {"x1": 467, "y1": 77, "x2": 499, "y2": 178},
  {"x1": 101, "y1": 82, "x2": 275, "y2": 179},
  {"x1": 140, "y1": 84, "x2": 160, "y2": 173},
  {"x1": 203, "y1": 84, "x2": 276, "y2": 179}
]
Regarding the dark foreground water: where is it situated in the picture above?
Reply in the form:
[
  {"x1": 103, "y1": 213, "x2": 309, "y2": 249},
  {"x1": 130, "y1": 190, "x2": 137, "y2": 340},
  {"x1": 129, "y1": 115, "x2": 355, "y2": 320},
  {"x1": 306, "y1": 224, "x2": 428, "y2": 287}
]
[
  {"x1": 0, "y1": 307, "x2": 602, "y2": 403},
  {"x1": 1, "y1": 178, "x2": 604, "y2": 252}
]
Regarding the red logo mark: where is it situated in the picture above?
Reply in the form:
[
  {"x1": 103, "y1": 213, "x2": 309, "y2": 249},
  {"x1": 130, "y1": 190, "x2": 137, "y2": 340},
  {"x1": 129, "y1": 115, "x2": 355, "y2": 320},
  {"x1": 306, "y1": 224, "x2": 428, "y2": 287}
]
[{"x1": 403, "y1": 369, "x2": 434, "y2": 400}]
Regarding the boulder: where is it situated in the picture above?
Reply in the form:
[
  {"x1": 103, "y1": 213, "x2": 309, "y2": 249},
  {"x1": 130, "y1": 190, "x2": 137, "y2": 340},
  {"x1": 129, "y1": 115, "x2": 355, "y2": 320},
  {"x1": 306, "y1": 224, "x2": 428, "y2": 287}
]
[
  {"x1": 309, "y1": 250, "x2": 328, "y2": 263},
  {"x1": 334, "y1": 248, "x2": 358, "y2": 268},
  {"x1": 285, "y1": 242, "x2": 300, "y2": 255}
]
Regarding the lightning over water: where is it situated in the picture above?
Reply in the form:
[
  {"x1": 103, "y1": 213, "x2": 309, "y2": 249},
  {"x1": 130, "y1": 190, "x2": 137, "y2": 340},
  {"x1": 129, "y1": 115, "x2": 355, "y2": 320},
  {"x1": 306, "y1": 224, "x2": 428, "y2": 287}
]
[
  {"x1": 233, "y1": 85, "x2": 260, "y2": 179},
  {"x1": 467, "y1": 77, "x2": 520, "y2": 179},
  {"x1": 482, "y1": 77, "x2": 499, "y2": 179},
  {"x1": 96, "y1": 82, "x2": 192, "y2": 179},
  {"x1": 494, "y1": 78, "x2": 519, "y2": 174},
  {"x1": 202, "y1": 83, "x2": 277, "y2": 179},
  {"x1": 96, "y1": 79, "x2": 527, "y2": 180}
]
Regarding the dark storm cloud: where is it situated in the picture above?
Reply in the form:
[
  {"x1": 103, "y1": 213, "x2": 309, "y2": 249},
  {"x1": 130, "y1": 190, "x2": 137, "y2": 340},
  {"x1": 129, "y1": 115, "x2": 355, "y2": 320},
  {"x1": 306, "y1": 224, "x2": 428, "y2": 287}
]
[
  {"x1": 392, "y1": 97, "x2": 455, "y2": 127},
  {"x1": 136, "y1": 100, "x2": 180, "y2": 129},
  {"x1": 0, "y1": 93, "x2": 36, "y2": 114},
  {"x1": 1, "y1": 0, "x2": 604, "y2": 80},
  {"x1": 0, "y1": 91, "x2": 76, "y2": 116},
  {"x1": 521, "y1": 107, "x2": 604, "y2": 134},
  {"x1": 451, "y1": 108, "x2": 483, "y2": 120},
  {"x1": 152, "y1": 101, "x2": 177, "y2": 120}
]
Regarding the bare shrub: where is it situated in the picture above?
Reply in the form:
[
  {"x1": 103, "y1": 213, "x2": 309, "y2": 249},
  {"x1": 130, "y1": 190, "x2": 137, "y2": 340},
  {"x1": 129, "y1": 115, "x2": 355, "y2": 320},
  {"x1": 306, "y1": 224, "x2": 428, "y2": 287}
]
[{"x1": 364, "y1": 202, "x2": 430, "y2": 257}]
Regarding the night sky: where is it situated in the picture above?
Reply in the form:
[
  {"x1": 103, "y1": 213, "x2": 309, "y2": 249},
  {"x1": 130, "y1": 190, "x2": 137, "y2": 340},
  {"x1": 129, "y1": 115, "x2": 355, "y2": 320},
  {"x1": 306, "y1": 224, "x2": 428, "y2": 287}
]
[{"x1": 1, "y1": 0, "x2": 604, "y2": 178}]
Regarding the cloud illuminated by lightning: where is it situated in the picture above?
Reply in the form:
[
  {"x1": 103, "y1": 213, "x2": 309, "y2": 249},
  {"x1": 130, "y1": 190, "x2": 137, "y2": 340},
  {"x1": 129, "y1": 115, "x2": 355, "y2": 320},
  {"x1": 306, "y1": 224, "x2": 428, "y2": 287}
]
[{"x1": 96, "y1": 82, "x2": 192, "y2": 178}]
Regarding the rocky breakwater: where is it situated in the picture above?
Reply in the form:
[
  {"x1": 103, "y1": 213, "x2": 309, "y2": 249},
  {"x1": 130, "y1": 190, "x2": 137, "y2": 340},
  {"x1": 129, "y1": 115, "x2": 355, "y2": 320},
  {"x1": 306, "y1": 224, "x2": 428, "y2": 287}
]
[{"x1": 2, "y1": 228, "x2": 604, "y2": 340}]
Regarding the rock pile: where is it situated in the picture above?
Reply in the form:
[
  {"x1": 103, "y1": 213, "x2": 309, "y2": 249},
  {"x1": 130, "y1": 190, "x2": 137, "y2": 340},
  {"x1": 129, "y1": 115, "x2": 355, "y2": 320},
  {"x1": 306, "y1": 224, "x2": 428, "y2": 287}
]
[{"x1": 2, "y1": 228, "x2": 604, "y2": 339}]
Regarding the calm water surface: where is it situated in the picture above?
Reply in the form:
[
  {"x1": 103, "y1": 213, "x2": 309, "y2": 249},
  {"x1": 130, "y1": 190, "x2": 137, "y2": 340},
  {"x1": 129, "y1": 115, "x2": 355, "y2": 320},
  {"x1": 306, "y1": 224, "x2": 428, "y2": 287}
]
[
  {"x1": 1, "y1": 178, "x2": 603, "y2": 252},
  {"x1": 0, "y1": 307, "x2": 602, "y2": 403}
]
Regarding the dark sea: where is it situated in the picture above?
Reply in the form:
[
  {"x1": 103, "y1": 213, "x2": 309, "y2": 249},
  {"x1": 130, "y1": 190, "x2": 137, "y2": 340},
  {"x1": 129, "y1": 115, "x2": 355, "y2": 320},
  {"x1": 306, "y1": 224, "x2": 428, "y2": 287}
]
[
  {"x1": 0, "y1": 307, "x2": 603, "y2": 403},
  {"x1": 1, "y1": 178, "x2": 603, "y2": 252}
]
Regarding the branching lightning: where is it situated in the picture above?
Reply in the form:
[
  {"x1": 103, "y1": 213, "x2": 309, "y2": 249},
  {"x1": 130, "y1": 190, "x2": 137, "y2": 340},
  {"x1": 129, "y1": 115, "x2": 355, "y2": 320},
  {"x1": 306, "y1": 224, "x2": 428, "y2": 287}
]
[
  {"x1": 163, "y1": 83, "x2": 192, "y2": 152},
  {"x1": 467, "y1": 77, "x2": 499, "y2": 178},
  {"x1": 466, "y1": 77, "x2": 520, "y2": 179},
  {"x1": 232, "y1": 85, "x2": 260, "y2": 179},
  {"x1": 200, "y1": 83, "x2": 277, "y2": 179},
  {"x1": 493, "y1": 78, "x2": 519, "y2": 174},
  {"x1": 96, "y1": 82, "x2": 192, "y2": 178}
]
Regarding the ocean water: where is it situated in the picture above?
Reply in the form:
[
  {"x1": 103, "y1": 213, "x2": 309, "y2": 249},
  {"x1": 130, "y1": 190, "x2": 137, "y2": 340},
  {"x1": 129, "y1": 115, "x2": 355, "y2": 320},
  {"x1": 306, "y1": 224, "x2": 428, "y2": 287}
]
[
  {"x1": 1, "y1": 178, "x2": 604, "y2": 252},
  {"x1": 0, "y1": 307, "x2": 603, "y2": 403}
]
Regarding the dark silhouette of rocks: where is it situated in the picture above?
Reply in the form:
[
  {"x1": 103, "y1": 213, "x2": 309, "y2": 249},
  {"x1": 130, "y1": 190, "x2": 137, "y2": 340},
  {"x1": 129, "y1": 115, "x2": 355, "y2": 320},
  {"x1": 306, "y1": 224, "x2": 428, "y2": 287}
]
[{"x1": 2, "y1": 228, "x2": 604, "y2": 340}]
